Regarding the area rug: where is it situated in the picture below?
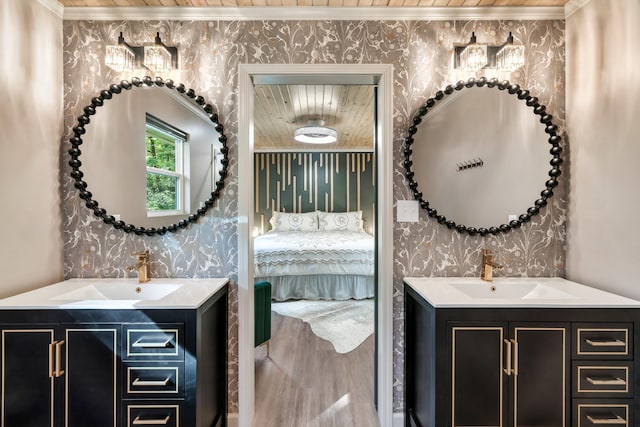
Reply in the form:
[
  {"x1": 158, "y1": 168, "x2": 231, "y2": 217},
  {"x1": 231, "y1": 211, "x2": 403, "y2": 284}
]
[{"x1": 271, "y1": 299, "x2": 374, "y2": 354}]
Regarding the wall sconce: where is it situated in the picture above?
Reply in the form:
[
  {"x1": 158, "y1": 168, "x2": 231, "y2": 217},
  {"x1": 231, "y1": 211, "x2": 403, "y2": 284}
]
[
  {"x1": 455, "y1": 32, "x2": 525, "y2": 72},
  {"x1": 105, "y1": 32, "x2": 178, "y2": 73}
]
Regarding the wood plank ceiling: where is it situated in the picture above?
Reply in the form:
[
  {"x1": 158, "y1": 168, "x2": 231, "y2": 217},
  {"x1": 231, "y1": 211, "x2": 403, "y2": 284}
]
[
  {"x1": 254, "y1": 85, "x2": 374, "y2": 151},
  {"x1": 59, "y1": 0, "x2": 568, "y2": 7}
]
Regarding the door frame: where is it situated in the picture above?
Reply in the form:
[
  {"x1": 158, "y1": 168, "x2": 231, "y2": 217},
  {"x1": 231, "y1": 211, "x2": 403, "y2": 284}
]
[{"x1": 237, "y1": 63, "x2": 394, "y2": 427}]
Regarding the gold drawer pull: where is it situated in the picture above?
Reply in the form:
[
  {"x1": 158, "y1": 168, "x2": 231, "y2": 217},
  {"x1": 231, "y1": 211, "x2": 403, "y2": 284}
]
[
  {"x1": 132, "y1": 336, "x2": 172, "y2": 348},
  {"x1": 54, "y1": 340, "x2": 65, "y2": 377},
  {"x1": 585, "y1": 338, "x2": 625, "y2": 347},
  {"x1": 132, "y1": 415, "x2": 170, "y2": 425},
  {"x1": 586, "y1": 414, "x2": 626, "y2": 425},
  {"x1": 586, "y1": 376, "x2": 626, "y2": 386},
  {"x1": 503, "y1": 339, "x2": 512, "y2": 375},
  {"x1": 133, "y1": 377, "x2": 171, "y2": 387}
]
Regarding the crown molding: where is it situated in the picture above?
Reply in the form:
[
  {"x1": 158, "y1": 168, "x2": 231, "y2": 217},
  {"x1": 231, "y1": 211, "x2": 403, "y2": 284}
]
[
  {"x1": 38, "y1": 0, "x2": 64, "y2": 18},
  {"x1": 564, "y1": 0, "x2": 591, "y2": 18},
  {"x1": 62, "y1": 5, "x2": 565, "y2": 21}
]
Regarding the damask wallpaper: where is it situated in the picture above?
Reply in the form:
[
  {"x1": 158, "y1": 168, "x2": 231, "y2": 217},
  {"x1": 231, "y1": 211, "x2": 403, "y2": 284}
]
[{"x1": 62, "y1": 18, "x2": 565, "y2": 414}]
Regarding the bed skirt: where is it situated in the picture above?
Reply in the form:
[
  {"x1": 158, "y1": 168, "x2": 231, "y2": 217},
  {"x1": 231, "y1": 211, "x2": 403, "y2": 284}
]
[{"x1": 255, "y1": 274, "x2": 374, "y2": 301}]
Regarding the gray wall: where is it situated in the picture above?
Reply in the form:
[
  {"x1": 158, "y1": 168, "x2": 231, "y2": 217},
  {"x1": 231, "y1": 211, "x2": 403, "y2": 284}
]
[
  {"x1": 566, "y1": 0, "x2": 640, "y2": 299},
  {"x1": 62, "y1": 19, "x2": 566, "y2": 413},
  {"x1": 0, "y1": 0, "x2": 63, "y2": 297}
]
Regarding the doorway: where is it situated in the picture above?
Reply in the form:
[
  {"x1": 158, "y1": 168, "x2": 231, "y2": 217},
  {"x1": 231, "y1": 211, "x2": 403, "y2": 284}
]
[{"x1": 238, "y1": 64, "x2": 393, "y2": 427}]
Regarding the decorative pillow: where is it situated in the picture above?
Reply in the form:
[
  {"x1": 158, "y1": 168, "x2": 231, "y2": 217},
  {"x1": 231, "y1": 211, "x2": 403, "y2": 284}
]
[
  {"x1": 269, "y1": 211, "x2": 318, "y2": 232},
  {"x1": 317, "y1": 210, "x2": 363, "y2": 232}
]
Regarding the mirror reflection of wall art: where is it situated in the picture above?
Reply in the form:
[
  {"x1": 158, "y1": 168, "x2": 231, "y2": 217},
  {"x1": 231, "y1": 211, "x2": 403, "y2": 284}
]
[
  {"x1": 403, "y1": 77, "x2": 562, "y2": 235},
  {"x1": 68, "y1": 76, "x2": 229, "y2": 235}
]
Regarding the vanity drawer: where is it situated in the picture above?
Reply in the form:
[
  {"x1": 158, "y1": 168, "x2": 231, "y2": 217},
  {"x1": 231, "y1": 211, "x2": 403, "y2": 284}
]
[
  {"x1": 573, "y1": 324, "x2": 632, "y2": 359},
  {"x1": 125, "y1": 364, "x2": 184, "y2": 397},
  {"x1": 573, "y1": 362, "x2": 632, "y2": 397},
  {"x1": 126, "y1": 404, "x2": 180, "y2": 427},
  {"x1": 573, "y1": 399, "x2": 632, "y2": 427},
  {"x1": 124, "y1": 324, "x2": 184, "y2": 360}
]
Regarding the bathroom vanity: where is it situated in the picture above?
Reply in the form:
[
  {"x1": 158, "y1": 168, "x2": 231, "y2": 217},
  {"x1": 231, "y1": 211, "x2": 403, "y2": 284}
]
[
  {"x1": 404, "y1": 277, "x2": 640, "y2": 427},
  {"x1": 0, "y1": 278, "x2": 228, "y2": 427}
]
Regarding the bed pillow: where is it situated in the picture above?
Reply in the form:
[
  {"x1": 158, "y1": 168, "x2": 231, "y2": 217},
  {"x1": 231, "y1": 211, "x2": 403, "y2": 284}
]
[
  {"x1": 269, "y1": 211, "x2": 319, "y2": 232},
  {"x1": 317, "y1": 210, "x2": 363, "y2": 232}
]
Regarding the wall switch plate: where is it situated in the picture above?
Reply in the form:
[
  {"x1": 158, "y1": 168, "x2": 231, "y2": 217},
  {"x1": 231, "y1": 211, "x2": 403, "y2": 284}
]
[{"x1": 397, "y1": 200, "x2": 420, "y2": 222}]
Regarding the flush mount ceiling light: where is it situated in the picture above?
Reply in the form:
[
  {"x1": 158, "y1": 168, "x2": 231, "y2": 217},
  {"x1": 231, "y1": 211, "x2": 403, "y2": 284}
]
[
  {"x1": 294, "y1": 120, "x2": 338, "y2": 144},
  {"x1": 105, "y1": 32, "x2": 178, "y2": 73},
  {"x1": 454, "y1": 31, "x2": 525, "y2": 72}
]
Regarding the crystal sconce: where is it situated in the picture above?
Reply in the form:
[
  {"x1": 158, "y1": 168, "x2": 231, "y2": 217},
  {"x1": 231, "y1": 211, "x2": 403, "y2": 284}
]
[
  {"x1": 455, "y1": 32, "x2": 525, "y2": 72},
  {"x1": 105, "y1": 32, "x2": 178, "y2": 73}
]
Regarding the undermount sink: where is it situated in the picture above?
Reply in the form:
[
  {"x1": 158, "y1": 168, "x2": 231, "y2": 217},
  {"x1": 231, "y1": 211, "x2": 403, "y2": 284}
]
[
  {"x1": 450, "y1": 281, "x2": 577, "y2": 300},
  {"x1": 53, "y1": 282, "x2": 183, "y2": 301}
]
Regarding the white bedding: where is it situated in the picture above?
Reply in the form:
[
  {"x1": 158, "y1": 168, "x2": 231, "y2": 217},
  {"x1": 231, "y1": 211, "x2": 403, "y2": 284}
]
[
  {"x1": 254, "y1": 230, "x2": 375, "y2": 301},
  {"x1": 254, "y1": 230, "x2": 375, "y2": 277}
]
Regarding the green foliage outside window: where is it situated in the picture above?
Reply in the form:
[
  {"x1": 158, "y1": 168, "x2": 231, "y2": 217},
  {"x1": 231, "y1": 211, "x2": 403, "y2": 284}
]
[{"x1": 146, "y1": 125, "x2": 180, "y2": 211}]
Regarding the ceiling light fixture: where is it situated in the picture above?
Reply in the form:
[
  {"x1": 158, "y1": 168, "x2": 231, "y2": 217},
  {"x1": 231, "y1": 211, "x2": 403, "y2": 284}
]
[
  {"x1": 104, "y1": 32, "x2": 178, "y2": 74},
  {"x1": 294, "y1": 120, "x2": 337, "y2": 144},
  {"x1": 454, "y1": 31, "x2": 525, "y2": 72}
]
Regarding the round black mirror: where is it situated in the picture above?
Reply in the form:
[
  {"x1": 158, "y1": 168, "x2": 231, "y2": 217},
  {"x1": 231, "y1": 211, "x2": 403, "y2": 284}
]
[
  {"x1": 68, "y1": 76, "x2": 230, "y2": 236},
  {"x1": 403, "y1": 77, "x2": 562, "y2": 236}
]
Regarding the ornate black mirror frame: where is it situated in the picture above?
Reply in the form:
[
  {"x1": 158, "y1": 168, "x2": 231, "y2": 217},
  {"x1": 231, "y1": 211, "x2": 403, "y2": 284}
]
[
  {"x1": 68, "y1": 76, "x2": 230, "y2": 236},
  {"x1": 403, "y1": 77, "x2": 563, "y2": 236}
]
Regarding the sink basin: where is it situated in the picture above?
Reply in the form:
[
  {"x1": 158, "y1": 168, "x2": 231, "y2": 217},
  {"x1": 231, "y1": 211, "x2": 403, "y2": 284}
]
[
  {"x1": 451, "y1": 281, "x2": 577, "y2": 300},
  {"x1": 54, "y1": 283, "x2": 182, "y2": 301},
  {"x1": 0, "y1": 278, "x2": 229, "y2": 310}
]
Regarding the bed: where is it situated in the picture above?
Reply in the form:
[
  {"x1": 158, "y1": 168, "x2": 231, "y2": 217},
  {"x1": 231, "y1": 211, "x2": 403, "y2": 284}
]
[{"x1": 254, "y1": 211, "x2": 375, "y2": 301}]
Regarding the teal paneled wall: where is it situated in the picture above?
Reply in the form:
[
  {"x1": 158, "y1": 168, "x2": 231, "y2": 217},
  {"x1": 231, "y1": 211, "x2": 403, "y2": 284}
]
[{"x1": 254, "y1": 152, "x2": 375, "y2": 235}]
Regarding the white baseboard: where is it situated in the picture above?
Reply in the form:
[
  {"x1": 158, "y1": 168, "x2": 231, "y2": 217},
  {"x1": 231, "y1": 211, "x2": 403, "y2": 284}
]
[
  {"x1": 227, "y1": 413, "x2": 239, "y2": 427},
  {"x1": 393, "y1": 412, "x2": 404, "y2": 427}
]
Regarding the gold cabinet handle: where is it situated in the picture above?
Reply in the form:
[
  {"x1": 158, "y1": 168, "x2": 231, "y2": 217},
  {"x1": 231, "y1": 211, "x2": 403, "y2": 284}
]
[
  {"x1": 132, "y1": 415, "x2": 170, "y2": 425},
  {"x1": 132, "y1": 377, "x2": 171, "y2": 387},
  {"x1": 503, "y1": 339, "x2": 512, "y2": 375},
  {"x1": 510, "y1": 338, "x2": 518, "y2": 376},
  {"x1": 586, "y1": 376, "x2": 627, "y2": 386},
  {"x1": 54, "y1": 340, "x2": 65, "y2": 378},
  {"x1": 48, "y1": 342, "x2": 55, "y2": 378},
  {"x1": 585, "y1": 339, "x2": 625, "y2": 347},
  {"x1": 586, "y1": 414, "x2": 626, "y2": 425}
]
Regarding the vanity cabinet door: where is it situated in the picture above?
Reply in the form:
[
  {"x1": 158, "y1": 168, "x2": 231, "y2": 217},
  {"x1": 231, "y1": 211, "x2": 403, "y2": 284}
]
[
  {"x1": 63, "y1": 324, "x2": 119, "y2": 427},
  {"x1": 0, "y1": 325, "x2": 58, "y2": 427},
  {"x1": 512, "y1": 325, "x2": 568, "y2": 427},
  {"x1": 451, "y1": 325, "x2": 508, "y2": 427}
]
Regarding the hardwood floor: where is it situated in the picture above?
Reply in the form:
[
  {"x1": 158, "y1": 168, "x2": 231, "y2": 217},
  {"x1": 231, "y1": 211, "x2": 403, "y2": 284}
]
[{"x1": 254, "y1": 310, "x2": 379, "y2": 427}]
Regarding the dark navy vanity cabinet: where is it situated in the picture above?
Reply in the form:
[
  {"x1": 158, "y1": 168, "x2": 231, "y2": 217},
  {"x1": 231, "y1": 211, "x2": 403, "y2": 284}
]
[
  {"x1": 0, "y1": 284, "x2": 227, "y2": 427},
  {"x1": 405, "y1": 283, "x2": 639, "y2": 427}
]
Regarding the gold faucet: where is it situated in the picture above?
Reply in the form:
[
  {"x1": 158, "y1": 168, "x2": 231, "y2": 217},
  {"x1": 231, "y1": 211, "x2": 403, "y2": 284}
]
[
  {"x1": 481, "y1": 249, "x2": 503, "y2": 282},
  {"x1": 127, "y1": 250, "x2": 151, "y2": 283}
]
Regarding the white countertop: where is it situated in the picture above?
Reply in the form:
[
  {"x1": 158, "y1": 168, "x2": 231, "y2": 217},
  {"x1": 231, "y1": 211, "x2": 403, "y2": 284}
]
[
  {"x1": 0, "y1": 278, "x2": 229, "y2": 310},
  {"x1": 404, "y1": 276, "x2": 640, "y2": 308}
]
